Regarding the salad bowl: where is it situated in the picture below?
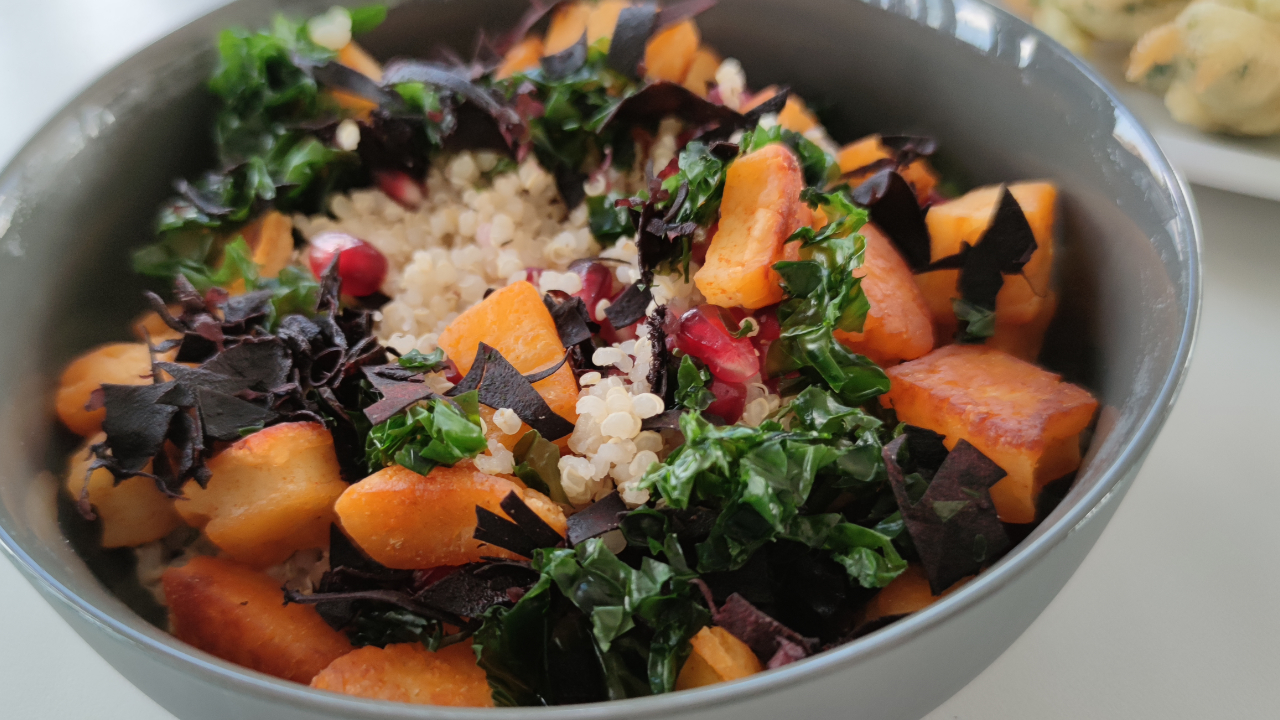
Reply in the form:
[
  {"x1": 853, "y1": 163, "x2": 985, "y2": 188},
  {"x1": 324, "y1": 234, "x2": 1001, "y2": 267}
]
[{"x1": 0, "y1": 0, "x2": 1199, "y2": 718}]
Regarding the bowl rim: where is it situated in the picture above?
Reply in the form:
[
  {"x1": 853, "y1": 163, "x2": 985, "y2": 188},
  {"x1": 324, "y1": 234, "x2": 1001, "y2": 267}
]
[{"x1": 0, "y1": 0, "x2": 1202, "y2": 717}]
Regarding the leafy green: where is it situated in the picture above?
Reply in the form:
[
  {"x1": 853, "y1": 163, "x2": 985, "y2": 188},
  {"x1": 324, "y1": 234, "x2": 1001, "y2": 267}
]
[
  {"x1": 512, "y1": 430, "x2": 569, "y2": 504},
  {"x1": 739, "y1": 124, "x2": 839, "y2": 187},
  {"x1": 587, "y1": 192, "x2": 637, "y2": 245},
  {"x1": 660, "y1": 140, "x2": 730, "y2": 226},
  {"x1": 134, "y1": 10, "x2": 367, "y2": 281},
  {"x1": 637, "y1": 407, "x2": 903, "y2": 587},
  {"x1": 767, "y1": 187, "x2": 890, "y2": 405},
  {"x1": 348, "y1": 608, "x2": 454, "y2": 650},
  {"x1": 397, "y1": 348, "x2": 446, "y2": 372},
  {"x1": 364, "y1": 391, "x2": 488, "y2": 474},
  {"x1": 674, "y1": 355, "x2": 715, "y2": 411},
  {"x1": 473, "y1": 538, "x2": 708, "y2": 705},
  {"x1": 952, "y1": 297, "x2": 997, "y2": 342},
  {"x1": 348, "y1": 4, "x2": 388, "y2": 34}
]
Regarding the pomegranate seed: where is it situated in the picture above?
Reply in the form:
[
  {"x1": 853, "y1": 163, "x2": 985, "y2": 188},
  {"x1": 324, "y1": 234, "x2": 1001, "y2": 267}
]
[
  {"x1": 675, "y1": 305, "x2": 760, "y2": 383},
  {"x1": 307, "y1": 232, "x2": 388, "y2": 297},
  {"x1": 524, "y1": 267, "x2": 544, "y2": 286},
  {"x1": 706, "y1": 378, "x2": 746, "y2": 424},
  {"x1": 375, "y1": 170, "x2": 425, "y2": 209},
  {"x1": 568, "y1": 260, "x2": 616, "y2": 322},
  {"x1": 442, "y1": 358, "x2": 463, "y2": 385}
]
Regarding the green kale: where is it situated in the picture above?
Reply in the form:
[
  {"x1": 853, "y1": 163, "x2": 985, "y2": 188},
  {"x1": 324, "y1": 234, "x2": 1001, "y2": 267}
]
[
  {"x1": 767, "y1": 187, "x2": 890, "y2": 405},
  {"x1": 364, "y1": 391, "x2": 488, "y2": 474},
  {"x1": 473, "y1": 537, "x2": 709, "y2": 705},
  {"x1": 674, "y1": 355, "x2": 715, "y2": 411},
  {"x1": 512, "y1": 430, "x2": 569, "y2": 504},
  {"x1": 739, "y1": 124, "x2": 839, "y2": 187},
  {"x1": 587, "y1": 192, "x2": 637, "y2": 245},
  {"x1": 637, "y1": 406, "x2": 904, "y2": 588},
  {"x1": 396, "y1": 348, "x2": 446, "y2": 372}
]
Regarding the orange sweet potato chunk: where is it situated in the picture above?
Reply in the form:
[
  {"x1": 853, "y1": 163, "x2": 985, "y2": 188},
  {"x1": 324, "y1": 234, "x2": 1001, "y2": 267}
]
[
  {"x1": 65, "y1": 435, "x2": 181, "y2": 548},
  {"x1": 311, "y1": 642, "x2": 494, "y2": 707},
  {"x1": 332, "y1": 42, "x2": 383, "y2": 117},
  {"x1": 55, "y1": 343, "x2": 155, "y2": 437},
  {"x1": 645, "y1": 19, "x2": 700, "y2": 83},
  {"x1": 834, "y1": 224, "x2": 934, "y2": 366},
  {"x1": 496, "y1": 36, "x2": 545, "y2": 79},
  {"x1": 859, "y1": 565, "x2": 969, "y2": 624},
  {"x1": 164, "y1": 556, "x2": 351, "y2": 683},
  {"x1": 836, "y1": 135, "x2": 939, "y2": 204},
  {"x1": 177, "y1": 422, "x2": 348, "y2": 567},
  {"x1": 437, "y1": 281, "x2": 579, "y2": 450},
  {"x1": 742, "y1": 87, "x2": 821, "y2": 134},
  {"x1": 334, "y1": 464, "x2": 567, "y2": 569},
  {"x1": 242, "y1": 210, "x2": 294, "y2": 279},
  {"x1": 675, "y1": 626, "x2": 763, "y2": 690},
  {"x1": 989, "y1": 290, "x2": 1058, "y2": 362},
  {"x1": 694, "y1": 143, "x2": 803, "y2": 310},
  {"x1": 882, "y1": 345, "x2": 1097, "y2": 524},
  {"x1": 682, "y1": 47, "x2": 721, "y2": 97},
  {"x1": 544, "y1": 2, "x2": 591, "y2": 55},
  {"x1": 916, "y1": 182, "x2": 1057, "y2": 330},
  {"x1": 587, "y1": 0, "x2": 630, "y2": 43}
]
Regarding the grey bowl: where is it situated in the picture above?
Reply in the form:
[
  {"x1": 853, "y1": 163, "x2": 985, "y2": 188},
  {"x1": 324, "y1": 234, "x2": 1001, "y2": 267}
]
[{"x1": 0, "y1": 0, "x2": 1199, "y2": 718}]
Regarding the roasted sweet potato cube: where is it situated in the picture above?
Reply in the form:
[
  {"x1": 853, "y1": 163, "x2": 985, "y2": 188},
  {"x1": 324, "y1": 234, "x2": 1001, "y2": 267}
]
[
  {"x1": 311, "y1": 642, "x2": 494, "y2": 706},
  {"x1": 163, "y1": 556, "x2": 351, "y2": 683},
  {"x1": 837, "y1": 135, "x2": 939, "y2": 204},
  {"x1": 65, "y1": 435, "x2": 181, "y2": 548},
  {"x1": 645, "y1": 19, "x2": 700, "y2": 83},
  {"x1": 437, "y1": 280, "x2": 579, "y2": 449},
  {"x1": 177, "y1": 422, "x2": 348, "y2": 567},
  {"x1": 859, "y1": 564, "x2": 969, "y2": 624},
  {"x1": 882, "y1": 345, "x2": 1097, "y2": 523},
  {"x1": 742, "y1": 87, "x2": 822, "y2": 134},
  {"x1": 916, "y1": 182, "x2": 1057, "y2": 330},
  {"x1": 334, "y1": 464, "x2": 567, "y2": 569},
  {"x1": 587, "y1": 0, "x2": 630, "y2": 43},
  {"x1": 682, "y1": 47, "x2": 721, "y2": 97},
  {"x1": 694, "y1": 143, "x2": 803, "y2": 310},
  {"x1": 544, "y1": 1, "x2": 591, "y2": 55},
  {"x1": 989, "y1": 290, "x2": 1058, "y2": 362},
  {"x1": 241, "y1": 210, "x2": 294, "y2": 279},
  {"x1": 675, "y1": 626, "x2": 764, "y2": 690},
  {"x1": 56, "y1": 343, "x2": 156, "y2": 437},
  {"x1": 496, "y1": 36, "x2": 545, "y2": 79},
  {"x1": 834, "y1": 224, "x2": 935, "y2": 366},
  {"x1": 132, "y1": 305, "x2": 184, "y2": 344},
  {"x1": 331, "y1": 41, "x2": 383, "y2": 117}
]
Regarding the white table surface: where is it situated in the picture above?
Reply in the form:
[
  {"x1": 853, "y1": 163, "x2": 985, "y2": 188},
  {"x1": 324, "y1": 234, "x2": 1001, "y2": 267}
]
[{"x1": 3, "y1": 2, "x2": 1278, "y2": 718}]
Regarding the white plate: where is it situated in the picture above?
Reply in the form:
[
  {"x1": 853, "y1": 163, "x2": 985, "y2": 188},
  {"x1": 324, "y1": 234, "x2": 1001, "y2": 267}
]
[{"x1": 1081, "y1": 42, "x2": 1280, "y2": 201}]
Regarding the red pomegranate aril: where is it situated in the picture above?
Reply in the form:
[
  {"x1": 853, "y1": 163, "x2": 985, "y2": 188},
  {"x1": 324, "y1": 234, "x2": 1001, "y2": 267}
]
[
  {"x1": 675, "y1": 305, "x2": 760, "y2": 383},
  {"x1": 307, "y1": 232, "x2": 388, "y2": 297},
  {"x1": 525, "y1": 267, "x2": 544, "y2": 286},
  {"x1": 751, "y1": 305, "x2": 783, "y2": 366},
  {"x1": 568, "y1": 260, "x2": 616, "y2": 322},
  {"x1": 375, "y1": 170, "x2": 425, "y2": 209},
  {"x1": 442, "y1": 358, "x2": 463, "y2": 385},
  {"x1": 706, "y1": 378, "x2": 746, "y2": 424}
]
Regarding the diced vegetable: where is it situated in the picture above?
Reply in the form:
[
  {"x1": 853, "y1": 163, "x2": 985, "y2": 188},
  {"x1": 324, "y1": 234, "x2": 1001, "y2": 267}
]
[
  {"x1": 437, "y1": 281, "x2": 580, "y2": 449},
  {"x1": 587, "y1": 0, "x2": 631, "y2": 44},
  {"x1": 694, "y1": 143, "x2": 804, "y2": 309},
  {"x1": 858, "y1": 564, "x2": 969, "y2": 625},
  {"x1": 834, "y1": 223, "x2": 934, "y2": 366},
  {"x1": 989, "y1": 290, "x2": 1058, "y2": 362},
  {"x1": 683, "y1": 47, "x2": 722, "y2": 97},
  {"x1": 882, "y1": 345, "x2": 1098, "y2": 523},
  {"x1": 64, "y1": 435, "x2": 181, "y2": 548},
  {"x1": 306, "y1": 231, "x2": 388, "y2": 297},
  {"x1": 916, "y1": 182, "x2": 1057, "y2": 333},
  {"x1": 544, "y1": 2, "x2": 591, "y2": 55},
  {"x1": 675, "y1": 305, "x2": 761, "y2": 383},
  {"x1": 332, "y1": 41, "x2": 383, "y2": 117},
  {"x1": 742, "y1": 87, "x2": 822, "y2": 134},
  {"x1": 177, "y1": 422, "x2": 348, "y2": 566},
  {"x1": 310, "y1": 642, "x2": 494, "y2": 706},
  {"x1": 241, "y1": 210, "x2": 295, "y2": 280},
  {"x1": 333, "y1": 464, "x2": 567, "y2": 569},
  {"x1": 836, "y1": 135, "x2": 939, "y2": 203},
  {"x1": 55, "y1": 343, "x2": 156, "y2": 437},
  {"x1": 132, "y1": 306, "x2": 183, "y2": 344},
  {"x1": 163, "y1": 555, "x2": 352, "y2": 683},
  {"x1": 645, "y1": 19, "x2": 700, "y2": 83},
  {"x1": 496, "y1": 36, "x2": 545, "y2": 79},
  {"x1": 674, "y1": 626, "x2": 764, "y2": 690}
]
